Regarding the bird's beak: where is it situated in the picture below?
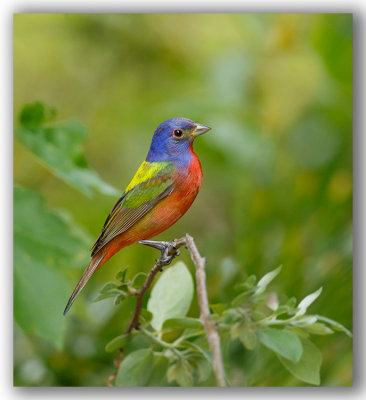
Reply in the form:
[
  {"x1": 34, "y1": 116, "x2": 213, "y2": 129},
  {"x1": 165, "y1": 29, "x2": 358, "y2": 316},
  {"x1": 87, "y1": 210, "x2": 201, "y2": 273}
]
[{"x1": 191, "y1": 123, "x2": 211, "y2": 138}]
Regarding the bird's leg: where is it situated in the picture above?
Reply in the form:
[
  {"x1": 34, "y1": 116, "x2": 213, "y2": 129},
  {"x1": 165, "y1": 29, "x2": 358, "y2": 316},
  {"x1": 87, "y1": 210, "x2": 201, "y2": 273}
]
[{"x1": 139, "y1": 239, "x2": 181, "y2": 267}]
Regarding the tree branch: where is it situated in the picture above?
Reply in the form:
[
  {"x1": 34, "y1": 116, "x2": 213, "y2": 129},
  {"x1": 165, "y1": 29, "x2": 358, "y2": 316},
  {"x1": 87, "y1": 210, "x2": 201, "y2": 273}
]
[
  {"x1": 185, "y1": 234, "x2": 226, "y2": 387},
  {"x1": 107, "y1": 234, "x2": 226, "y2": 387}
]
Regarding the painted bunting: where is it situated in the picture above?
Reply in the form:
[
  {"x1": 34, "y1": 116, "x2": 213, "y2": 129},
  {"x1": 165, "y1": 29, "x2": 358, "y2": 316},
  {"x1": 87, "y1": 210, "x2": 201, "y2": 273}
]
[{"x1": 64, "y1": 118, "x2": 211, "y2": 315}]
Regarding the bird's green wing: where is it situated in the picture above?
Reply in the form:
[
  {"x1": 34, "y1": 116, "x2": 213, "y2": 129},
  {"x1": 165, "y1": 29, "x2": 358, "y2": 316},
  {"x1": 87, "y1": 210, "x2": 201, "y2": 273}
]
[{"x1": 91, "y1": 161, "x2": 175, "y2": 256}]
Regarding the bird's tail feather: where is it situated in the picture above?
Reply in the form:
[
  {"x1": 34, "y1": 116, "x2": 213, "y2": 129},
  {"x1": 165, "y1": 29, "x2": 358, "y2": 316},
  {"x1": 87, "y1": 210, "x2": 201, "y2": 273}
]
[{"x1": 63, "y1": 252, "x2": 106, "y2": 315}]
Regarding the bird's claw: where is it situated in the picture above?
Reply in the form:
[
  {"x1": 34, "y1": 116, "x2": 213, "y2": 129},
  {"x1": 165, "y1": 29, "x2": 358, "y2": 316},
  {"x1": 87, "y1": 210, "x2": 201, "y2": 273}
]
[{"x1": 139, "y1": 239, "x2": 181, "y2": 267}]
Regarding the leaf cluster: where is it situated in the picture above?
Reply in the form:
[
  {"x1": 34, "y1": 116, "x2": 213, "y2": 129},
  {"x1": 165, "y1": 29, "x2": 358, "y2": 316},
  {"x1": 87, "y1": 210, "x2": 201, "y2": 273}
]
[
  {"x1": 14, "y1": 102, "x2": 119, "y2": 348},
  {"x1": 104, "y1": 262, "x2": 209, "y2": 387},
  {"x1": 102, "y1": 265, "x2": 351, "y2": 387}
]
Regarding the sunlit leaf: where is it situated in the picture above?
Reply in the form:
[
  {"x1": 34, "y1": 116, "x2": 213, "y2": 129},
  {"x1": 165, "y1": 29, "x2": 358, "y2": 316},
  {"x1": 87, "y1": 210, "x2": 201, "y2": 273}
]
[
  {"x1": 304, "y1": 323, "x2": 334, "y2": 335},
  {"x1": 14, "y1": 186, "x2": 90, "y2": 270},
  {"x1": 259, "y1": 328, "x2": 302, "y2": 363},
  {"x1": 16, "y1": 102, "x2": 119, "y2": 197},
  {"x1": 291, "y1": 315, "x2": 318, "y2": 327},
  {"x1": 278, "y1": 338, "x2": 322, "y2": 385},
  {"x1": 115, "y1": 348, "x2": 154, "y2": 387},
  {"x1": 14, "y1": 245, "x2": 69, "y2": 348},
  {"x1": 255, "y1": 266, "x2": 282, "y2": 295},
  {"x1": 296, "y1": 287, "x2": 322, "y2": 316},
  {"x1": 315, "y1": 315, "x2": 352, "y2": 337},
  {"x1": 105, "y1": 333, "x2": 130, "y2": 352},
  {"x1": 14, "y1": 186, "x2": 90, "y2": 347},
  {"x1": 147, "y1": 262, "x2": 194, "y2": 331}
]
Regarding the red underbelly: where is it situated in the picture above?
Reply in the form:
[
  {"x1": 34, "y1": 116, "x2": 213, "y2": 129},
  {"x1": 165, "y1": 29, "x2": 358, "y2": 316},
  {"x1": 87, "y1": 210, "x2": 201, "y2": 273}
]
[{"x1": 102, "y1": 177, "x2": 201, "y2": 262}]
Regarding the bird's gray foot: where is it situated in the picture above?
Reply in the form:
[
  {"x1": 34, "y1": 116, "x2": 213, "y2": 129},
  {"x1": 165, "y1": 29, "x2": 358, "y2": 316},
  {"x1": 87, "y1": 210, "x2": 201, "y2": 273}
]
[{"x1": 139, "y1": 239, "x2": 180, "y2": 267}]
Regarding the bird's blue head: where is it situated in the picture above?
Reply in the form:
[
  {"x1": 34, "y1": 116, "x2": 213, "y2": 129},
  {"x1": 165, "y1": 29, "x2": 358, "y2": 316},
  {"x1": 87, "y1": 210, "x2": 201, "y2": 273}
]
[{"x1": 146, "y1": 118, "x2": 211, "y2": 165}]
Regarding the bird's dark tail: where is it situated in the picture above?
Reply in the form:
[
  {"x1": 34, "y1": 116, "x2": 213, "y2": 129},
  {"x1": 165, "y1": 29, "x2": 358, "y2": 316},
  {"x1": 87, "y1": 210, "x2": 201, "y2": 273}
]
[{"x1": 63, "y1": 252, "x2": 106, "y2": 315}]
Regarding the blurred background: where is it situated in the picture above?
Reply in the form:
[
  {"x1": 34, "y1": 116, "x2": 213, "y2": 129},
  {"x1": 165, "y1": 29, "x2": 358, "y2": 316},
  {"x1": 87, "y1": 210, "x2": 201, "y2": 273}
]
[{"x1": 13, "y1": 14, "x2": 352, "y2": 386}]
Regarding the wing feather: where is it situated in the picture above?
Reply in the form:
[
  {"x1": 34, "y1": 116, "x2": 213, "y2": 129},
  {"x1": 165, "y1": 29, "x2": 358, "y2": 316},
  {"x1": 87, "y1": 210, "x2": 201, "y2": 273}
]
[{"x1": 91, "y1": 163, "x2": 174, "y2": 256}]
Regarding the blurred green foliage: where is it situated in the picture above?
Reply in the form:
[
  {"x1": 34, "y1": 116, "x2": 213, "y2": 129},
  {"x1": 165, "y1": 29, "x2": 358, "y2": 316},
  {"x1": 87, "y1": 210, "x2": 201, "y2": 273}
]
[{"x1": 13, "y1": 13, "x2": 352, "y2": 386}]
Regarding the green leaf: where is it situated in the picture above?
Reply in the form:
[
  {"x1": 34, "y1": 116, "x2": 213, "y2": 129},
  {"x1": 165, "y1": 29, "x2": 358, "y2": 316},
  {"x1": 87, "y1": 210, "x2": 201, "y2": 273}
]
[
  {"x1": 147, "y1": 261, "x2": 194, "y2": 331},
  {"x1": 239, "y1": 324, "x2": 257, "y2": 350},
  {"x1": 16, "y1": 102, "x2": 118, "y2": 197},
  {"x1": 14, "y1": 186, "x2": 90, "y2": 270},
  {"x1": 281, "y1": 296, "x2": 298, "y2": 315},
  {"x1": 291, "y1": 315, "x2": 318, "y2": 327},
  {"x1": 100, "y1": 282, "x2": 118, "y2": 294},
  {"x1": 178, "y1": 329, "x2": 206, "y2": 341},
  {"x1": 252, "y1": 310, "x2": 267, "y2": 321},
  {"x1": 14, "y1": 187, "x2": 89, "y2": 347},
  {"x1": 115, "y1": 348, "x2": 154, "y2": 387},
  {"x1": 196, "y1": 358, "x2": 212, "y2": 382},
  {"x1": 230, "y1": 322, "x2": 242, "y2": 340},
  {"x1": 278, "y1": 338, "x2": 322, "y2": 385},
  {"x1": 115, "y1": 268, "x2": 128, "y2": 282},
  {"x1": 231, "y1": 291, "x2": 251, "y2": 307},
  {"x1": 105, "y1": 333, "x2": 131, "y2": 352},
  {"x1": 94, "y1": 290, "x2": 123, "y2": 302},
  {"x1": 209, "y1": 303, "x2": 226, "y2": 315},
  {"x1": 222, "y1": 308, "x2": 238, "y2": 324},
  {"x1": 304, "y1": 323, "x2": 334, "y2": 335},
  {"x1": 163, "y1": 317, "x2": 202, "y2": 331},
  {"x1": 139, "y1": 309, "x2": 153, "y2": 325},
  {"x1": 286, "y1": 296, "x2": 297, "y2": 309},
  {"x1": 14, "y1": 246, "x2": 70, "y2": 348},
  {"x1": 235, "y1": 274, "x2": 257, "y2": 290},
  {"x1": 315, "y1": 315, "x2": 353, "y2": 338},
  {"x1": 296, "y1": 287, "x2": 322, "y2": 316},
  {"x1": 244, "y1": 274, "x2": 257, "y2": 287},
  {"x1": 259, "y1": 328, "x2": 303, "y2": 362},
  {"x1": 114, "y1": 292, "x2": 128, "y2": 305},
  {"x1": 287, "y1": 327, "x2": 310, "y2": 339},
  {"x1": 132, "y1": 272, "x2": 147, "y2": 289},
  {"x1": 146, "y1": 354, "x2": 169, "y2": 386},
  {"x1": 167, "y1": 360, "x2": 193, "y2": 387},
  {"x1": 230, "y1": 321, "x2": 257, "y2": 350},
  {"x1": 19, "y1": 101, "x2": 55, "y2": 128},
  {"x1": 255, "y1": 266, "x2": 282, "y2": 295},
  {"x1": 181, "y1": 342, "x2": 213, "y2": 363}
]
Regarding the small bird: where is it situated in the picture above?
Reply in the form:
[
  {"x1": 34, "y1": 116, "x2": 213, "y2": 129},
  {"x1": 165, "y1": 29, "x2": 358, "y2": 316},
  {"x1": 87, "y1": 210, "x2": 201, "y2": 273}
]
[{"x1": 64, "y1": 118, "x2": 211, "y2": 315}]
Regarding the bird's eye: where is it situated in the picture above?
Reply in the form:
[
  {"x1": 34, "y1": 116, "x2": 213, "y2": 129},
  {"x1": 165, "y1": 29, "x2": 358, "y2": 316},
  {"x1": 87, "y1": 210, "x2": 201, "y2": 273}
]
[{"x1": 172, "y1": 129, "x2": 184, "y2": 139}]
